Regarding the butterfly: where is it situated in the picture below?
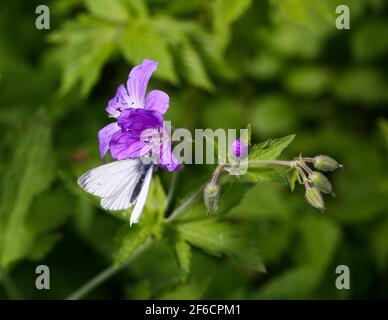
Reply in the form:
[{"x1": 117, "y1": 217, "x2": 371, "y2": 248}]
[{"x1": 77, "y1": 158, "x2": 154, "y2": 225}]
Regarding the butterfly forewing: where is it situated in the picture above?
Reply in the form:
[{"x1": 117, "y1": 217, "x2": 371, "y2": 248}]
[
  {"x1": 78, "y1": 159, "x2": 141, "y2": 199},
  {"x1": 78, "y1": 159, "x2": 153, "y2": 212}
]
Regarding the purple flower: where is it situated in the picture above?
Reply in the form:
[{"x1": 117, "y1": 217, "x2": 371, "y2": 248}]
[
  {"x1": 98, "y1": 59, "x2": 180, "y2": 171},
  {"x1": 231, "y1": 139, "x2": 248, "y2": 159}
]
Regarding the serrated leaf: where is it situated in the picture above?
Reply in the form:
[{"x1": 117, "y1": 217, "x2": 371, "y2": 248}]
[
  {"x1": 175, "y1": 237, "x2": 191, "y2": 280},
  {"x1": 85, "y1": 0, "x2": 130, "y2": 23},
  {"x1": 165, "y1": 227, "x2": 192, "y2": 280},
  {"x1": 269, "y1": 0, "x2": 335, "y2": 35},
  {"x1": 52, "y1": 17, "x2": 115, "y2": 97},
  {"x1": 118, "y1": 21, "x2": 178, "y2": 84},
  {"x1": 175, "y1": 218, "x2": 265, "y2": 272},
  {"x1": 180, "y1": 40, "x2": 214, "y2": 91},
  {"x1": 113, "y1": 176, "x2": 166, "y2": 265},
  {"x1": 212, "y1": 0, "x2": 253, "y2": 51},
  {"x1": 249, "y1": 134, "x2": 295, "y2": 161}
]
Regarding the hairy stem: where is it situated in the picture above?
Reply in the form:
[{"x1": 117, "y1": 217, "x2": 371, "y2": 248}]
[
  {"x1": 248, "y1": 159, "x2": 294, "y2": 167},
  {"x1": 297, "y1": 166, "x2": 310, "y2": 189},
  {"x1": 210, "y1": 164, "x2": 225, "y2": 185}
]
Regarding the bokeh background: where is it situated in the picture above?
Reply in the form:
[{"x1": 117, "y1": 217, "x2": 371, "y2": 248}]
[{"x1": 1, "y1": 0, "x2": 388, "y2": 299}]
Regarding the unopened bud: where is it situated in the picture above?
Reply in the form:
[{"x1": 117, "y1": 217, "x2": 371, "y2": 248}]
[
  {"x1": 305, "y1": 187, "x2": 325, "y2": 212},
  {"x1": 204, "y1": 183, "x2": 220, "y2": 213},
  {"x1": 313, "y1": 155, "x2": 342, "y2": 172},
  {"x1": 309, "y1": 172, "x2": 333, "y2": 195}
]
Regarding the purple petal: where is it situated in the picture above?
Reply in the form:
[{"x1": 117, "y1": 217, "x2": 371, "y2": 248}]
[
  {"x1": 109, "y1": 130, "x2": 151, "y2": 160},
  {"x1": 159, "y1": 130, "x2": 181, "y2": 171},
  {"x1": 106, "y1": 85, "x2": 132, "y2": 118},
  {"x1": 98, "y1": 122, "x2": 120, "y2": 158},
  {"x1": 126, "y1": 59, "x2": 158, "y2": 109},
  {"x1": 145, "y1": 90, "x2": 169, "y2": 115},
  {"x1": 117, "y1": 108, "x2": 163, "y2": 133}
]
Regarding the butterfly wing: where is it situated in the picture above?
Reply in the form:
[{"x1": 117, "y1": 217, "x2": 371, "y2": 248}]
[
  {"x1": 129, "y1": 165, "x2": 153, "y2": 225},
  {"x1": 78, "y1": 159, "x2": 153, "y2": 221}
]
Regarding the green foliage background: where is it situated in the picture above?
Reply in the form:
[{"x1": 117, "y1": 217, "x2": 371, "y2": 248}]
[{"x1": 0, "y1": 0, "x2": 388, "y2": 299}]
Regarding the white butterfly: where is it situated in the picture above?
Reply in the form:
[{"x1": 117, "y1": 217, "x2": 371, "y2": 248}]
[{"x1": 77, "y1": 159, "x2": 154, "y2": 225}]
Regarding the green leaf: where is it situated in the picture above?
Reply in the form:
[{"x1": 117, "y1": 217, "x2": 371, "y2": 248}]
[
  {"x1": 165, "y1": 227, "x2": 192, "y2": 280},
  {"x1": 287, "y1": 167, "x2": 300, "y2": 191},
  {"x1": 85, "y1": 0, "x2": 130, "y2": 23},
  {"x1": 174, "y1": 236, "x2": 192, "y2": 280},
  {"x1": 334, "y1": 68, "x2": 388, "y2": 104},
  {"x1": 180, "y1": 39, "x2": 214, "y2": 91},
  {"x1": 371, "y1": 217, "x2": 388, "y2": 270},
  {"x1": 246, "y1": 167, "x2": 287, "y2": 184},
  {"x1": 379, "y1": 118, "x2": 388, "y2": 149},
  {"x1": 0, "y1": 115, "x2": 55, "y2": 269},
  {"x1": 212, "y1": 0, "x2": 253, "y2": 51},
  {"x1": 297, "y1": 216, "x2": 341, "y2": 268},
  {"x1": 269, "y1": 0, "x2": 335, "y2": 35},
  {"x1": 249, "y1": 134, "x2": 295, "y2": 161},
  {"x1": 156, "y1": 281, "x2": 207, "y2": 300},
  {"x1": 28, "y1": 233, "x2": 61, "y2": 261},
  {"x1": 217, "y1": 179, "x2": 255, "y2": 214},
  {"x1": 352, "y1": 19, "x2": 388, "y2": 61},
  {"x1": 254, "y1": 266, "x2": 320, "y2": 299},
  {"x1": 175, "y1": 218, "x2": 265, "y2": 272},
  {"x1": 51, "y1": 17, "x2": 115, "y2": 97},
  {"x1": 114, "y1": 176, "x2": 166, "y2": 265},
  {"x1": 118, "y1": 21, "x2": 178, "y2": 84}
]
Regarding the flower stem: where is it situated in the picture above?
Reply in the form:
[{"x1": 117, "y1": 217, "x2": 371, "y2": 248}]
[
  {"x1": 165, "y1": 170, "x2": 180, "y2": 215},
  {"x1": 66, "y1": 238, "x2": 152, "y2": 300},
  {"x1": 166, "y1": 183, "x2": 206, "y2": 222},
  {"x1": 248, "y1": 159, "x2": 294, "y2": 167}
]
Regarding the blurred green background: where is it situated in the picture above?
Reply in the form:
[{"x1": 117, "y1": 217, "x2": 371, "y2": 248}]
[{"x1": 1, "y1": 0, "x2": 388, "y2": 299}]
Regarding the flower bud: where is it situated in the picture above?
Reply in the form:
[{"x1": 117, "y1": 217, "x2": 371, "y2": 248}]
[
  {"x1": 204, "y1": 183, "x2": 220, "y2": 213},
  {"x1": 313, "y1": 155, "x2": 342, "y2": 172},
  {"x1": 309, "y1": 172, "x2": 333, "y2": 195},
  {"x1": 231, "y1": 139, "x2": 248, "y2": 159},
  {"x1": 305, "y1": 187, "x2": 325, "y2": 212}
]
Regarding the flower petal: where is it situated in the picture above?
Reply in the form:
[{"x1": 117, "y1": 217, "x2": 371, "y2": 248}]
[
  {"x1": 98, "y1": 122, "x2": 120, "y2": 158},
  {"x1": 106, "y1": 85, "x2": 132, "y2": 118},
  {"x1": 118, "y1": 108, "x2": 163, "y2": 133},
  {"x1": 145, "y1": 90, "x2": 169, "y2": 115},
  {"x1": 159, "y1": 129, "x2": 181, "y2": 171},
  {"x1": 159, "y1": 144, "x2": 181, "y2": 172},
  {"x1": 126, "y1": 59, "x2": 158, "y2": 109},
  {"x1": 110, "y1": 130, "x2": 150, "y2": 160}
]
